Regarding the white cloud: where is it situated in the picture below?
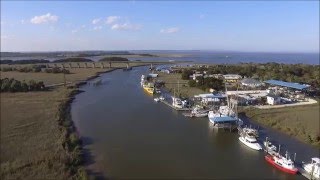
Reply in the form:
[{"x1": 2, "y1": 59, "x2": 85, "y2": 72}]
[
  {"x1": 111, "y1": 23, "x2": 141, "y2": 31},
  {"x1": 71, "y1": 29, "x2": 78, "y2": 34},
  {"x1": 106, "y1": 16, "x2": 120, "y2": 24},
  {"x1": 30, "y1": 13, "x2": 58, "y2": 24},
  {"x1": 20, "y1": 19, "x2": 27, "y2": 24},
  {"x1": 92, "y1": 18, "x2": 101, "y2": 24},
  {"x1": 93, "y1": 26, "x2": 103, "y2": 31},
  {"x1": 199, "y1": 14, "x2": 205, "y2": 19},
  {"x1": 160, "y1": 27, "x2": 180, "y2": 34}
]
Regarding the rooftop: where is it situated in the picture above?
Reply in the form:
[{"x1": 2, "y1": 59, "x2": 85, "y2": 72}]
[{"x1": 264, "y1": 79, "x2": 309, "y2": 90}]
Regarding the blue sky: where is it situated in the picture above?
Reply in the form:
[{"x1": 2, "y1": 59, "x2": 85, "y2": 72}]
[{"x1": 1, "y1": 1, "x2": 319, "y2": 52}]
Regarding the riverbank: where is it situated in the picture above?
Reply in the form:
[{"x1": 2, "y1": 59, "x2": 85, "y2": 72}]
[{"x1": 0, "y1": 63, "x2": 154, "y2": 179}]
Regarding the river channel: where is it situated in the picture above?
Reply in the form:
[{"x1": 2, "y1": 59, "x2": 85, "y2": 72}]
[{"x1": 71, "y1": 66, "x2": 318, "y2": 179}]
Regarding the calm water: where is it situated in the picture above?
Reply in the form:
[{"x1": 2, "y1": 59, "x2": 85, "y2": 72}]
[
  {"x1": 71, "y1": 66, "x2": 318, "y2": 179},
  {"x1": 2, "y1": 51, "x2": 319, "y2": 65}
]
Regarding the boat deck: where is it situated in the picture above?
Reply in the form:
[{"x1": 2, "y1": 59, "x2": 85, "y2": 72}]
[{"x1": 297, "y1": 166, "x2": 319, "y2": 180}]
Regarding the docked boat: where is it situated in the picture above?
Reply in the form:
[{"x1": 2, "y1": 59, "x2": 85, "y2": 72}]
[
  {"x1": 184, "y1": 106, "x2": 208, "y2": 118},
  {"x1": 238, "y1": 129, "x2": 262, "y2": 151},
  {"x1": 142, "y1": 82, "x2": 155, "y2": 94},
  {"x1": 208, "y1": 107, "x2": 240, "y2": 129},
  {"x1": 172, "y1": 97, "x2": 183, "y2": 109},
  {"x1": 159, "y1": 96, "x2": 165, "y2": 101},
  {"x1": 263, "y1": 137, "x2": 277, "y2": 153},
  {"x1": 302, "y1": 157, "x2": 320, "y2": 179},
  {"x1": 242, "y1": 126, "x2": 259, "y2": 138},
  {"x1": 154, "y1": 97, "x2": 160, "y2": 102},
  {"x1": 265, "y1": 151, "x2": 298, "y2": 174}
]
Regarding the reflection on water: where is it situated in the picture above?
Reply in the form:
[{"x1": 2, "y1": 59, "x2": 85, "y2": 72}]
[{"x1": 71, "y1": 66, "x2": 311, "y2": 179}]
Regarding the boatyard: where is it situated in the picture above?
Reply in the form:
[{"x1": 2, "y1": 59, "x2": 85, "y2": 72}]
[{"x1": 135, "y1": 65, "x2": 320, "y2": 179}]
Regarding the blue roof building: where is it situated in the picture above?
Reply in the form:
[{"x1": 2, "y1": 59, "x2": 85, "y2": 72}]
[{"x1": 264, "y1": 79, "x2": 309, "y2": 90}]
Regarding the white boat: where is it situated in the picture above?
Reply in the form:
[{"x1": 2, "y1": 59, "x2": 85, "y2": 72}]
[
  {"x1": 159, "y1": 96, "x2": 165, "y2": 101},
  {"x1": 263, "y1": 137, "x2": 277, "y2": 153},
  {"x1": 242, "y1": 127, "x2": 259, "y2": 137},
  {"x1": 302, "y1": 157, "x2": 320, "y2": 179},
  {"x1": 239, "y1": 130, "x2": 262, "y2": 151},
  {"x1": 172, "y1": 97, "x2": 183, "y2": 109},
  {"x1": 154, "y1": 98, "x2": 160, "y2": 102},
  {"x1": 184, "y1": 107, "x2": 208, "y2": 118}
]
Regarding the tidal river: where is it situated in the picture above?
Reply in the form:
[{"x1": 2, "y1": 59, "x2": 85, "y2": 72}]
[{"x1": 71, "y1": 66, "x2": 318, "y2": 179}]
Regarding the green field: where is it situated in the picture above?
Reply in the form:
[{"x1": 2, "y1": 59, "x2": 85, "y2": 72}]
[{"x1": 157, "y1": 72, "x2": 206, "y2": 98}]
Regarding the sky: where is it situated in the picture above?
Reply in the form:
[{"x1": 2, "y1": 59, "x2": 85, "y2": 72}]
[{"x1": 1, "y1": 1, "x2": 319, "y2": 52}]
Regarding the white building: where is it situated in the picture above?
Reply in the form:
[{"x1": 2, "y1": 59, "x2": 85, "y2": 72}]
[
  {"x1": 241, "y1": 78, "x2": 262, "y2": 87},
  {"x1": 266, "y1": 95, "x2": 281, "y2": 105},
  {"x1": 223, "y1": 74, "x2": 242, "y2": 83}
]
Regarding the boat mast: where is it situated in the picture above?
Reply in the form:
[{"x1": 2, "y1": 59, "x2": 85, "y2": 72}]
[{"x1": 225, "y1": 82, "x2": 229, "y2": 108}]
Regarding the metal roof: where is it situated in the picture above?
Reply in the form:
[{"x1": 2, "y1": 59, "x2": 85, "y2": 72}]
[
  {"x1": 209, "y1": 116, "x2": 238, "y2": 122},
  {"x1": 264, "y1": 79, "x2": 309, "y2": 90}
]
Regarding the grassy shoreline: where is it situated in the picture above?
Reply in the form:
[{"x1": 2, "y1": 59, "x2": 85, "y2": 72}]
[{"x1": 0, "y1": 63, "x2": 153, "y2": 179}]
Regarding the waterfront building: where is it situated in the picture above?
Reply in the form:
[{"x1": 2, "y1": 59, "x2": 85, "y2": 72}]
[{"x1": 223, "y1": 74, "x2": 242, "y2": 83}]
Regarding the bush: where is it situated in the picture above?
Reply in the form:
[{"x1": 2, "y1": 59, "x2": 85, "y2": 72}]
[{"x1": 0, "y1": 78, "x2": 46, "y2": 92}]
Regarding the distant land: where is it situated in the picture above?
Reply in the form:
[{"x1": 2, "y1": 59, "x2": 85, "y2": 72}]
[{"x1": 0, "y1": 50, "x2": 319, "y2": 65}]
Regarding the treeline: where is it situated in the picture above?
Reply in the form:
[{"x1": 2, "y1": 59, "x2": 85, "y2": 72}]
[
  {"x1": 99, "y1": 57, "x2": 129, "y2": 62},
  {"x1": 189, "y1": 76, "x2": 224, "y2": 91},
  {"x1": 182, "y1": 62, "x2": 320, "y2": 88},
  {"x1": 0, "y1": 58, "x2": 93, "y2": 65},
  {"x1": 1, "y1": 66, "x2": 70, "y2": 74},
  {"x1": 1, "y1": 78, "x2": 46, "y2": 92},
  {"x1": 0, "y1": 59, "x2": 50, "y2": 64},
  {"x1": 53, "y1": 58, "x2": 93, "y2": 63}
]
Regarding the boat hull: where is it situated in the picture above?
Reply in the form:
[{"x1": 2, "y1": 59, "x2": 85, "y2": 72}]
[
  {"x1": 265, "y1": 155, "x2": 298, "y2": 175},
  {"x1": 239, "y1": 137, "x2": 262, "y2": 151}
]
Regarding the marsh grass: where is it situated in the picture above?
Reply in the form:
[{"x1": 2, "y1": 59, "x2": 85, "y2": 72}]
[{"x1": 241, "y1": 103, "x2": 320, "y2": 147}]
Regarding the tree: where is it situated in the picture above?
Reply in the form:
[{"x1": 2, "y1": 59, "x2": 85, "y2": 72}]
[
  {"x1": 181, "y1": 69, "x2": 193, "y2": 80},
  {"x1": 188, "y1": 80, "x2": 196, "y2": 87}
]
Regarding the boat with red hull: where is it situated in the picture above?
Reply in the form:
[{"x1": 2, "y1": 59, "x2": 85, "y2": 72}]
[{"x1": 265, "y1": 153, "x2": 298, "y2": 175}]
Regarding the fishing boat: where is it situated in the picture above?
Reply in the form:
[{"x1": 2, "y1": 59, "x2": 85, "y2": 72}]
[
  {"x1": 302, "y1": 157, "x2": 320, "y2": 179},
  {"x1": 184, "y1": 106, "x2": 208, "y2": 118},
  {"x1": 265, "y1": 148, "x2": 298, "y2": 175},
  {"x1": 263, "y1": 137, "x2": 277, "y2": 153},
  {"x1": 142, "y1": 82, "x2": 155, "y2": 94},
  {"x1": 238, "y1": 128, "x2": 262, "y2": 151},
  {"x1": 208, "y1": 107, "x2": 240, "y2": 129}
]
